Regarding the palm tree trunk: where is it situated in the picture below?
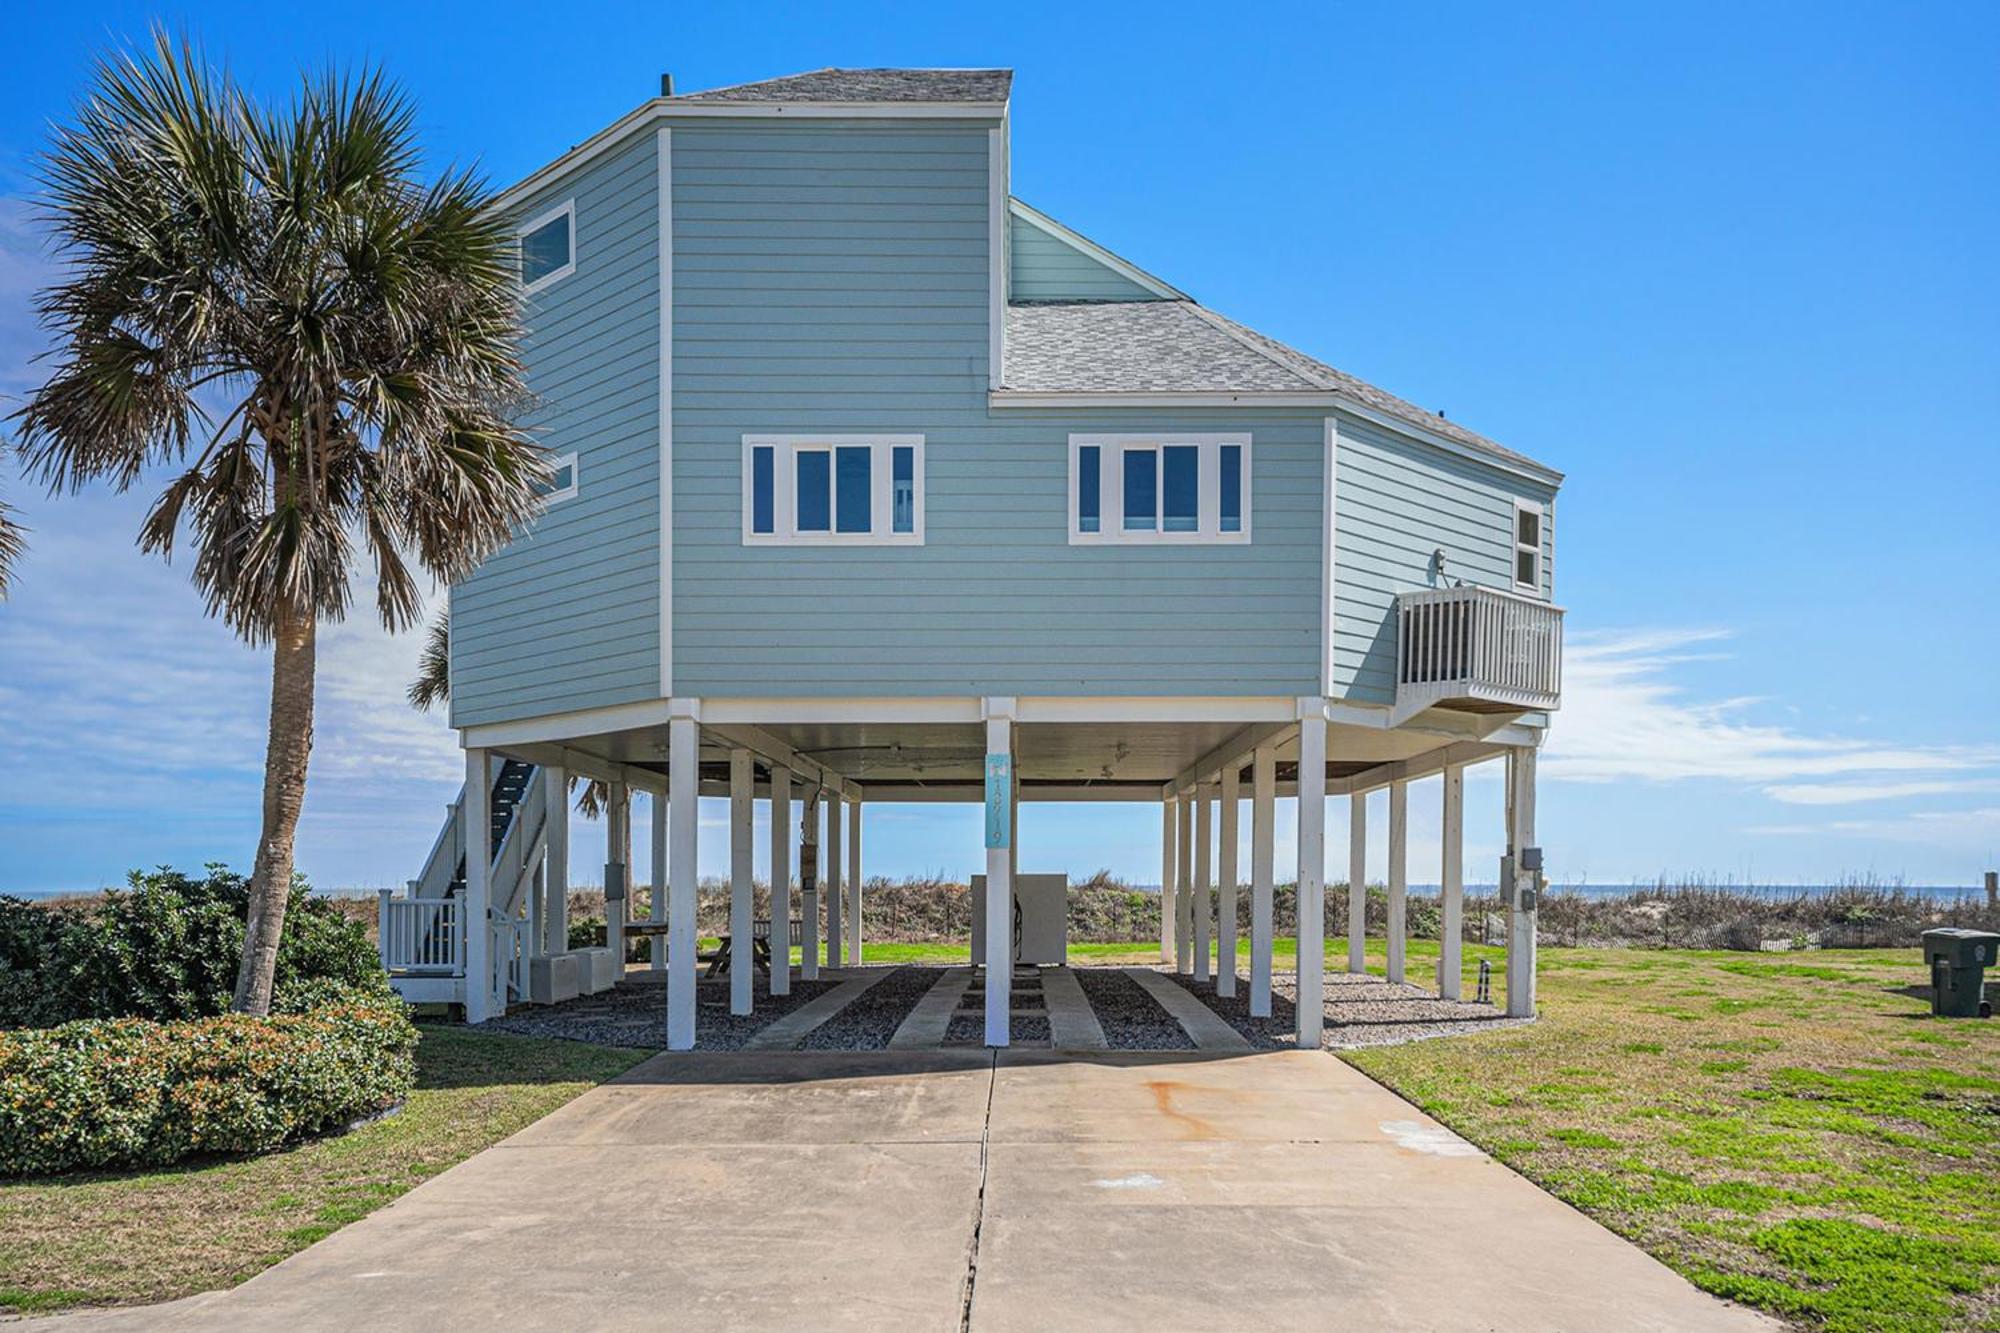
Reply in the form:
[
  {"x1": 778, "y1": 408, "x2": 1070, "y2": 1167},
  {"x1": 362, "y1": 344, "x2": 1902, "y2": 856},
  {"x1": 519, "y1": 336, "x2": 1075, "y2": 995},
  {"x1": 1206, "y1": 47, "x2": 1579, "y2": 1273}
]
[{"x1": 232, "y1": 608, "x2": 317, "y2": 1014}]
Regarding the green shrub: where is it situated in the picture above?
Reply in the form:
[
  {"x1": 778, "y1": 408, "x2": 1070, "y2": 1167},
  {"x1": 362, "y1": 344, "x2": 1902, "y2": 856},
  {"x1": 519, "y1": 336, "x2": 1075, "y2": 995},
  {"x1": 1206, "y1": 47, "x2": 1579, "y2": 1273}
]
[
  {"x1": 0, "y1": 988, "x2": 417, "y2": 1177},
  {"x1": 569, "y1": 917, "x2": 605, "y2": 950},
  {"x1": 0, "y1": 865, "x2": 386, "y2": 1029}
]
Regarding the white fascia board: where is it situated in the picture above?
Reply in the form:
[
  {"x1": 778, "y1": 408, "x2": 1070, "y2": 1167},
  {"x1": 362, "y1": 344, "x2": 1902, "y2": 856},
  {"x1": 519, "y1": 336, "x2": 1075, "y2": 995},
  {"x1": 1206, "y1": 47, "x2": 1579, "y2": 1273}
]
[
  {"x1": 461, "y1": 699, "x2": 675, "y2": 750},
  {"x1": 988, "y1": 391, "x2": 1564, "y2": 489},
  {"x1": 494, "y1": 99, "x2": 1007, "y2": 213},
  {"x1": 1006, "y1": 198, "x2": 1188, "y2": 301}
]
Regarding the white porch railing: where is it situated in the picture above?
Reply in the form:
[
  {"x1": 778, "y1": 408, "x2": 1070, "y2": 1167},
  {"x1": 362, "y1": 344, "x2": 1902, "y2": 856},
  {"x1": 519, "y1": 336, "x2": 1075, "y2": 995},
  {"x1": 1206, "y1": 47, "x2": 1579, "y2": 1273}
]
[
  {"x1": 490, "y1": 915, "x2": 528, "y2": 1008},
  {"x1": 378, "y1": 893, "x2": 462, "y2": 975},
  {"x1": 1394, "y1": 584, "x2": 1563, "y2": 724}
]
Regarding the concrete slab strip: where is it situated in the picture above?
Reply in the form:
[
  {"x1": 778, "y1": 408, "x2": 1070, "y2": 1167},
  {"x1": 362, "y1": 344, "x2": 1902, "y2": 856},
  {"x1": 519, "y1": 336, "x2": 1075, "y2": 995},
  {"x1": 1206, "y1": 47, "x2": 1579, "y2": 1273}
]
[
  {"x1": 742, "y1": 969, "x2": 893, "y2": 1051},
  {"x1": 887, "y1": 965, "x2": 971, "y2": 1050},
  {"x1": 1039, "y1": 966, "x2": 1107, "y2": 1050},
  {"x1": 1123, "y1": 967, "x2": 1252, "y2": 1050}
]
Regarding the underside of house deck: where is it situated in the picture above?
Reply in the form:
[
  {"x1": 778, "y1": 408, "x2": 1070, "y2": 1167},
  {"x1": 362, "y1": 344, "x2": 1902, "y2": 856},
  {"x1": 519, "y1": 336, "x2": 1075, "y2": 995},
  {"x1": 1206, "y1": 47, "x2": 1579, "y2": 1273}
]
[{"x1": 384, "y1": 697, "x2": 1547, "y2": 1051}]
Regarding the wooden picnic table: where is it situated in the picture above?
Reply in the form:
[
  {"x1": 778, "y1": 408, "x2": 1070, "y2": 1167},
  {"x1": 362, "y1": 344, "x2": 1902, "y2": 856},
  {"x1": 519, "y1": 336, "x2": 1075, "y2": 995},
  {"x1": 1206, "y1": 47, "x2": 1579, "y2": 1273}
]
[{"x1": 619, "y1": 917, "x2": 803, "y2": 978}]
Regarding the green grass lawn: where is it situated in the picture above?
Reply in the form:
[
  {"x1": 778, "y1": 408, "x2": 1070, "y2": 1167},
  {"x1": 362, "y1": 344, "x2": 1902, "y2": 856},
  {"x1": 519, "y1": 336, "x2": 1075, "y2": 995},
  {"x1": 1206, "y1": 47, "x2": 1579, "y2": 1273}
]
[
  {"x1": 1344, "y1": 945, "x2": 2000, "y2": 1333},
  {"x1": 0, "y1": 1027, "x2": 648, "y2": 1315}
]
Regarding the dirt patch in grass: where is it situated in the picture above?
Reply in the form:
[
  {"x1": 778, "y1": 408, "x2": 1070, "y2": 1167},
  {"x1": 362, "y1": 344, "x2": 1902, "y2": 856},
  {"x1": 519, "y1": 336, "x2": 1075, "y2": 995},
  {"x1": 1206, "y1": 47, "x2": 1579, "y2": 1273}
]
[
  {"x1": 0, "y1": 1026, "x2": 646, "y2": 1315},
  {"x1": 1346, "y1": 946, "x2": 2000, "y2": 1333}
]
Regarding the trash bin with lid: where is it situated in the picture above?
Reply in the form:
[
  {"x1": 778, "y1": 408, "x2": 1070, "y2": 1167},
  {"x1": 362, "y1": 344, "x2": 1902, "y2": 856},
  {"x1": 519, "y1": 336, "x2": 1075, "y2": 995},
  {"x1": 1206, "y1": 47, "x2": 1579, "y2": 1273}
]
[{"x1": 1921, "y1": 928, "x2": 1997, "y2": 1018}]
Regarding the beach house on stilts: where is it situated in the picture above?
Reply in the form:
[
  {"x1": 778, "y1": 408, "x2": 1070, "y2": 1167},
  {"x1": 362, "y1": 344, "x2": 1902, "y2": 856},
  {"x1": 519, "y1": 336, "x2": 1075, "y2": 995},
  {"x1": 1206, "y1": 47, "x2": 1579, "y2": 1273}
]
[{"x1": 378, "y1": 67, "x2": 1565, "y2": 1048}]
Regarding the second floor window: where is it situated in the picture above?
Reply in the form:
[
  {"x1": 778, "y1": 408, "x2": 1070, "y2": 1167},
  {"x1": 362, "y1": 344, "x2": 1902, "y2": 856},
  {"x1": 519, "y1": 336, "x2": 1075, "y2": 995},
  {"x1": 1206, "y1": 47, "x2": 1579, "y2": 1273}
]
[
  {"x1": 743, "y1": 435, "x2": 925, "y2": 546},
  {"x1": 1070, "y1": 434, "x2": 1251, "y2": 544},
  {"x1": 519, "y1": 200, "x2": 575, "y2": 293}
]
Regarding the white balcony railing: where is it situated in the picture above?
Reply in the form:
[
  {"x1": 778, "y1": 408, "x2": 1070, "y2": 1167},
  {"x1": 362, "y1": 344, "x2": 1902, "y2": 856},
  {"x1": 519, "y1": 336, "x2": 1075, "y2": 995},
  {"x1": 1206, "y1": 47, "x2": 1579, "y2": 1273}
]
[{"x1": 1394, "y1": 584, "x2": 1563, "y2": 724}]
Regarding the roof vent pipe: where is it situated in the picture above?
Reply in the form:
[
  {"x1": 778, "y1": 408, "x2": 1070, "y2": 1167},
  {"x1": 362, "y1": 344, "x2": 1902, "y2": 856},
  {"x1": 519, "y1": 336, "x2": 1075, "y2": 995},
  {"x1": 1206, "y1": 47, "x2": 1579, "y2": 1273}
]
[{"x1": 659, "y1": 73, "x2": 675, "y2": 97}]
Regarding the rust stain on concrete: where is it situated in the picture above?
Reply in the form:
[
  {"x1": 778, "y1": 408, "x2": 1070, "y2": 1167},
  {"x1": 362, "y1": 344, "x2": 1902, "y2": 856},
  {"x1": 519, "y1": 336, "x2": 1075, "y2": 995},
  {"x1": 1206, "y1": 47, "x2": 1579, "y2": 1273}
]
[{"x1": 1143, "y1": 1079, "x2": 1217, "y2": 1139}]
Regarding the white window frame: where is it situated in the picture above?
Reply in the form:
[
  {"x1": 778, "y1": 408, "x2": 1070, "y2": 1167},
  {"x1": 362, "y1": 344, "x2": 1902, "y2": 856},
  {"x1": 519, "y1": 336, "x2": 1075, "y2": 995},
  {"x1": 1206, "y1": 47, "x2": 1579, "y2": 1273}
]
[
  {"x1": 1512, "y1": 498, "x2": 1544, "y2": 594},
  {"x1": 539, "y1": 451, "x2": 579, "y2": 504},
  {"x1": 741, "y1": 434, "x2": 925, "y2": 546},
  {"x1": 1068, "y1": 433, "x2": 1252, "y2": 545},
  {"x1": 518, "y1": 199, "x2": 577, "y2": 294}
]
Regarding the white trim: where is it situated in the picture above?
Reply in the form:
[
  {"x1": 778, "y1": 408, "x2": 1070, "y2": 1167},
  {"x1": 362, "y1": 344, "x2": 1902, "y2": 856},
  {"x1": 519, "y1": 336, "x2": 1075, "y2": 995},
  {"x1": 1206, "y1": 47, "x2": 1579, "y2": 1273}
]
[
  {"x1": 1322, "y1": 416, "x2": 1337, "y2": 696},
  {"x1": 539, "y1": 451, "x2": 579, "y2": 504},
  {"x1": 1007, "y1": 198, "x2": 1187, "y2": 301},
  {"x1": 991, "y1": 391, "x2": 1563, "y2": 488},
  {"x1": 1512, "y1": 497, "x2": 1545, "y2": 596},
  {"x1": 988, "y1": 127, "x2": 1006, "y2": 391},
  {"x1": 657, "y1": 128, "x2": 674, "y2": 697},
  {"x1": 742, "y1": 434, "x2": 925, "y2": 546},
  {"x1": 517, "y1": 199, "x2": 576, "y2": 294},
  {"x1": 493, "y1": 100, "x2": 1008, "y2": 213},
  {"x1": 1067, "y1": 433, "x2": 1251, "y2": 545}
]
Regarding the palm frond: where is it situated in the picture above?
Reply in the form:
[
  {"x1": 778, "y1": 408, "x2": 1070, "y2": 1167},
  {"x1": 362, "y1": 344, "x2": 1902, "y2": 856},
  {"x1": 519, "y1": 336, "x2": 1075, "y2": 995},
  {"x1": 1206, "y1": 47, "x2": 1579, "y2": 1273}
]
[{"x1": 408, "y1": 609, "x2": 449, "y2": 711}]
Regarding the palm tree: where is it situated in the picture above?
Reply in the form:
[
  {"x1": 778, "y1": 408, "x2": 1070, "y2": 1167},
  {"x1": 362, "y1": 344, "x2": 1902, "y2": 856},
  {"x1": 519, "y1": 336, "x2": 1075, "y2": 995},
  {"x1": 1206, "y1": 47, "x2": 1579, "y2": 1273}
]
[
  {"x1": 409, "y1": 607, "x2": 607, "y2": 817},
  {"x1": 15, "y1": 32, "x2": 547, "y2": 1014},
  {"x1": 0, "y1": 494, "x2": 21, "y2": 596}
]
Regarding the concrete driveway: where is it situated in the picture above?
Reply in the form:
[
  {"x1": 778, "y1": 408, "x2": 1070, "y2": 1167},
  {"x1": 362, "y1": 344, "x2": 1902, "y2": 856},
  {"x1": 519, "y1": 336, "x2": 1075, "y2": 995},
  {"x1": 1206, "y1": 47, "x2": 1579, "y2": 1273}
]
[{"x1": 59, "y1": 1049, "x2": 1772, "y2": 1331}]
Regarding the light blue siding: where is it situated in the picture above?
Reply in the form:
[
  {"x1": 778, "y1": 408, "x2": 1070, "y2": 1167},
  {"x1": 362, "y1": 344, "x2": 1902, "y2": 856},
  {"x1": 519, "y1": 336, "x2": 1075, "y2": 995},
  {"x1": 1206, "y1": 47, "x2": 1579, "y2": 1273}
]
[
  {"x1": 668, "y1": 120, "x2": 1321, "y2": 696},
  {"x1": 450, "y1": 131, "x2": 661, "y2": 728},
  {"x1": 1332, "y1": 415, "x2": 1557, "y2": 706},
  {"x1": 1008, "y1": 210, "x2": 1162, "y2": 302}
]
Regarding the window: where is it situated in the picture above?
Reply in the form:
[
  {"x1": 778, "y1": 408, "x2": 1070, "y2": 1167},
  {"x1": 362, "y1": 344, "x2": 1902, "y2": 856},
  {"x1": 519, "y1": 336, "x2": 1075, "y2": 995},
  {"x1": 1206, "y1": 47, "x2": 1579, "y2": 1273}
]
[
  {"x1": 1513, "y1": 499, "x2": 1544, "y2": 593},
  {"x1": 534, "y1": 452, "x2": 578, "y2": 504},
  {"x1": 518, "y1": 200, "x2": 575, "y2": 293},
  {"x1": 743, "y1": 435, "x2": 925, "y2": 545},
  {"x1": 1069, "y1": 434, "x2": 1252, "y2": 544}
]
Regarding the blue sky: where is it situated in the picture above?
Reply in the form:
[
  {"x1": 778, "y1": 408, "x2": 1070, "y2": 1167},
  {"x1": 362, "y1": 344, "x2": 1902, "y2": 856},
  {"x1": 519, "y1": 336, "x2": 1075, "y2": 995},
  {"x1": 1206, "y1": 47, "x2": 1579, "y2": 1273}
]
[{"x1": 2, "y1": 2, "x2": 1996, "y2": 894}]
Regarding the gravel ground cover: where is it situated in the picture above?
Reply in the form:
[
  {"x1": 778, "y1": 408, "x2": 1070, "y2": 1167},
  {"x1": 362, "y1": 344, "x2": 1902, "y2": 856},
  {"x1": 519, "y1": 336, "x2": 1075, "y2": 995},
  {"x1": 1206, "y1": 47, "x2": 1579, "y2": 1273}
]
[
  {"x1": 794, "y1": 966, "x2": 941, "y2": 1050},
  {"x1": 1168, "y1": 969, "x2": 1523, "y2": 1050},
  {"x1": 945, "y1": 1013, "x2": 1050, "y2": 1045},
  {"x1": 486, "y1": 973, "x2": 842, "y2": 1051},
  {"x1": 1073, "y1": 967, "x2": 1195, "y2": 1049}
]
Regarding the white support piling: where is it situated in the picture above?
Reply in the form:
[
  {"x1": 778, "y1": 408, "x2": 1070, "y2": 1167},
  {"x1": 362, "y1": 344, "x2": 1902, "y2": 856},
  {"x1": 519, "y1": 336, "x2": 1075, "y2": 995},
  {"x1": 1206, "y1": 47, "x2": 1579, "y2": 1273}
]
[
  {"x1": 666, "y1": 710, "x2": 699, "y2": 1050},
  {"x1": 800, "y1": 791, "x2": 820, "y2": 983},
  {"x1": 649, "y1": 789, "x2": 667, "y2": 971},
  {"x1": 543, "y1": 763, "x2": 569, "y2": 956},
  {"x1": 462, "y1": 748, "x2": 493, "y2": 1024},
  {"x1": 847, "y1": 797, "x2": 863, "y2": 965},
  {"x1": 1218, "y1": 760, "x2": 1240, "y2": 999},
  {"x1": 983, "y1": 702, "x2": 1015, "y2": 1047},
  {"x1": 825, "y1": 788, "x2": 843, "y2": 970},
  {"x1": 1347, "y1": 793, "x2": 1368, "y2": 974},
  {"x1": 1296, "y1": 703, "x2": 1327, "y2": 1048},
  {"x1": 1250, "y1": 742, "x2": 1276, "y2": 1017},
  {"x1": 605, "y1": 781, "x2": 629, "y2": 966},
  {"x1": 1506, "y1": 746, "x2": 1539, "y2": 1018},
  {"x1": 1175, "y1": 792, "x2": 1195, "y2": 974},
  {"x1": 728, "y1": 748, "x2": 754, "y2": 1015},
  {"x1": 769, "y1": 765, "x2": 792, "y2": 997},
  {"x1": 1192, "y1": 786, "x2": 1212, "y2": 984},
  {"x1": 1159, "y1": 799, "x2": 1178, "y2": 965},
  {"x1": 1387, "y1": 779, "x2": 1408, "y2": 985},
  {"x1": 1439, "y1": 762, "x2": 1465, "y2": 1000}
]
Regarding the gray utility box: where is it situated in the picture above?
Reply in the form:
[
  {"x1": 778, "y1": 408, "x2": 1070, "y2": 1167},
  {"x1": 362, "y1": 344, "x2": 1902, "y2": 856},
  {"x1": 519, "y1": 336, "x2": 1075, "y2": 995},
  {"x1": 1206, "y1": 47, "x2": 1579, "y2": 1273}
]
[{"x1": 1920, "y1": 928, "x2": 1997, "y2": 1018}]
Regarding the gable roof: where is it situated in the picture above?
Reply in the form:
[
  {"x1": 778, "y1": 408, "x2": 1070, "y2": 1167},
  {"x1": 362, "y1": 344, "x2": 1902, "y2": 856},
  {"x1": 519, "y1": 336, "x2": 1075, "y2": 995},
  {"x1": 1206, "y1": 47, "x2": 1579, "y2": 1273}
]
[
  {"x1": 676, "y1": 68, "x2": 1012, "y2": 105},
  {"x1": 1002, "y1": 301, "x2": 1557, "y2": 480}
]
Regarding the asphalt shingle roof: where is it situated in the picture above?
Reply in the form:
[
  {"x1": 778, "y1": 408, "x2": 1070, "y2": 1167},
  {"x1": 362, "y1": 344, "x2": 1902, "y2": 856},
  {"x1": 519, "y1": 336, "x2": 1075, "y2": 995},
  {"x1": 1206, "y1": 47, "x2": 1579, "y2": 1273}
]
[
  {"x1": 678, "y1": 68, "x2": 1012, "y2": 104},
  {"x1": 1003, "y1": 301, "x2": 1550, "y2": 474}
]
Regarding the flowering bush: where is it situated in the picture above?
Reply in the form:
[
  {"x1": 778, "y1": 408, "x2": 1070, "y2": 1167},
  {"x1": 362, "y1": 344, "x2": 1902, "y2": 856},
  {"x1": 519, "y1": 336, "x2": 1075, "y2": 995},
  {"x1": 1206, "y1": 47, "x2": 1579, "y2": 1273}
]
[{"x1": 0, "y1": 988, "x2": 416, "y2": 1177}]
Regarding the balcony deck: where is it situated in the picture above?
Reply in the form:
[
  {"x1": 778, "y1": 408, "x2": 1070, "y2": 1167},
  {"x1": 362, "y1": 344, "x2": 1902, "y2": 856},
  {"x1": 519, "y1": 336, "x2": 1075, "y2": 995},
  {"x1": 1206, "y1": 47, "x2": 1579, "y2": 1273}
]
[{"x1": 1394, "y1": 584, "x2": 1563, "y2": 725}]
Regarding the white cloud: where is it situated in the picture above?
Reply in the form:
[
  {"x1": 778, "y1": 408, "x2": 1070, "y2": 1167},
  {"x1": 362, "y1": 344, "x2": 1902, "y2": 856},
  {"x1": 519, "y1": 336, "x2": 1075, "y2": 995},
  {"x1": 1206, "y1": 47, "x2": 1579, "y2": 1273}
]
[
  {"x1": 1763, "y1": 777, "x2": 2000, "y2": 806},
  {"x1": 1748, "y1": 806, "x2": 2000, "y2": 844},
  {"x1": 1547, "y1": 627, "x2": 1999, "y2": 787}
]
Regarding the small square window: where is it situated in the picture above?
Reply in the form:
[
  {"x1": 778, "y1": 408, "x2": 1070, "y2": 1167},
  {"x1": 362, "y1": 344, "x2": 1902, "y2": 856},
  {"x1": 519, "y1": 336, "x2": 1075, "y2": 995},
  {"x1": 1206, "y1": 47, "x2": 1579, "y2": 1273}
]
[
  {"x1": 534, "y1": 452, "x2": 578, "y2": 504},
  {"x1": 519, "y1": 202, "x2": 575, "y2": 292},
  {"x1": 1517, "y1": 507, "x2": 1540, "y2": 548}
]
